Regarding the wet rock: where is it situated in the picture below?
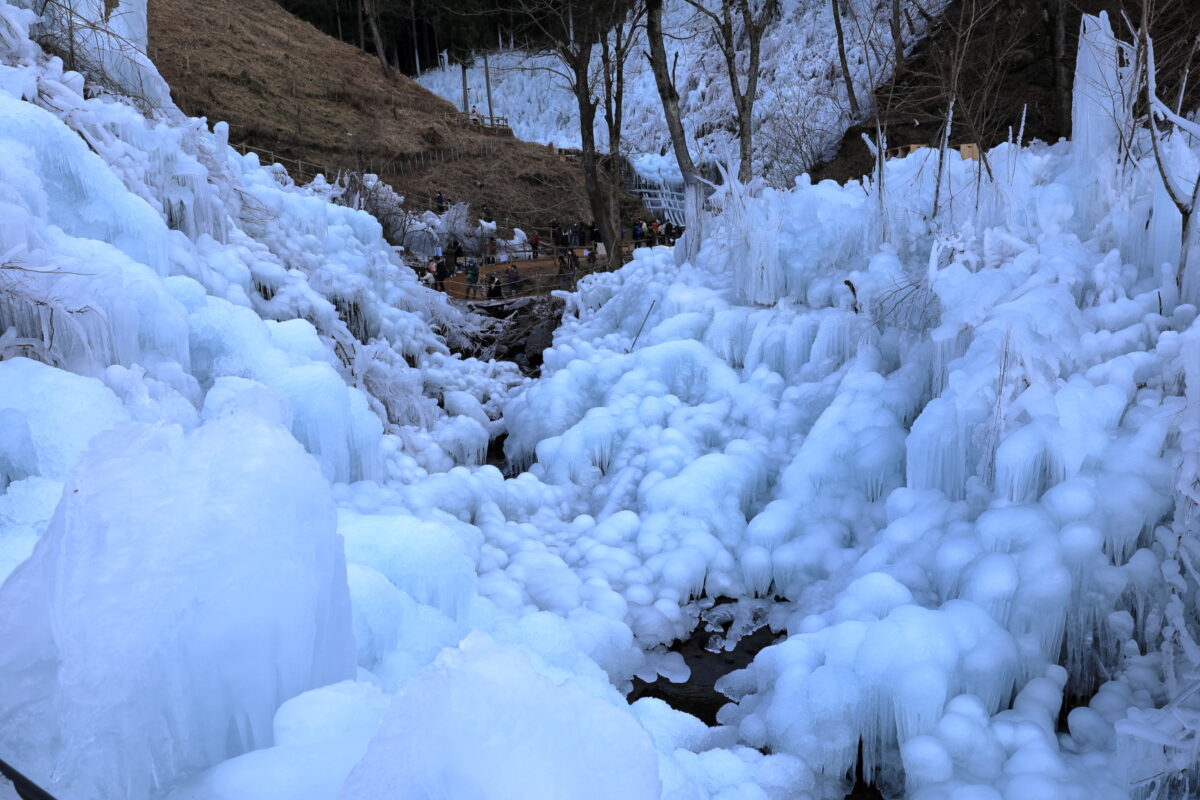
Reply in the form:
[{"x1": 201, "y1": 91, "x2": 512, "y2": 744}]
[
  {"x1": 463, "y1": 295, "x2": 565, "y2": 377},
  {"x1": 627, "y1": 599, "x2": 782, "y2": 727}
]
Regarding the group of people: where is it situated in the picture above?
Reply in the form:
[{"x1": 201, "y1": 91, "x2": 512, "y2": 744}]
[
  {"x1": 555, "y1": 246, "x2": 597, "y2": 289},
  {"x1": 549, "y1": 220, "x2": 600, "y2": 250},
  {"x1": 420, "y1": 252, "x2": 521, "y2": 301},
  {"x1": 416, "y1": 199, "x2": 683, "y2": 301},
  {"x1": 631, "y1": 219, "x2": 682, "y2": 247}
]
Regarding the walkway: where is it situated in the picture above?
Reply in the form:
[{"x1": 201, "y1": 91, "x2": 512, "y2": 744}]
[{"x1": 440, "y1": 246, "x2": 640, "y2": 302}]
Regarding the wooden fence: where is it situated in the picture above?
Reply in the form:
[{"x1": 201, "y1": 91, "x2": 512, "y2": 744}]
[
  {"x1": 228, "y1": 142, "x2": 545, "y2": 239},
  {"x1": 884, "y1": 143, "x2": 980, "y2": 161}
]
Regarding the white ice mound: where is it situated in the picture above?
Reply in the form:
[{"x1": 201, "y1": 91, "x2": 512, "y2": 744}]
[
  {"x1": 0, "y1": 357, "x2": 128, "y2": 481},
  {"x1": 339, "y1": 632, "x2": 661, "y2": 800},
  {"x1": 0, "y1": 412, "x2": 354, "y2": 799},
  {"x1": 169, "y1": 680, "x2": 391, "y2": 800}
]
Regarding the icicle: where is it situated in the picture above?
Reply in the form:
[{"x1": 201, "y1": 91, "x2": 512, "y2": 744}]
[
  {"x1": 993, "y1": 424, "x2": 1047, "y2": 503},
  {"x1": 906, "y1": 398, "x2": 967, "y2": 501}
]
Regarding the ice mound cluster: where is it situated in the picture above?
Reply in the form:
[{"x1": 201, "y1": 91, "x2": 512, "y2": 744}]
[{"x1": 1, "y1": 2, "x2": 1199, "y2": 800}]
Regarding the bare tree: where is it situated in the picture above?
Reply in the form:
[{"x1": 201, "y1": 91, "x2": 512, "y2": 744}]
[
  {"x1": 831, "y1": 0, "x2": 860, "y2": 118},
  {"x1": 1141, "y1": 11, "x2": 1200, "y2": 292},
  {"x1": 504, "y1": 0, "x2": 635, "y2": 264},
  {"x1": 889, "y1": 0, "x2": 903, "y2": 74},
  {"x1": 682, "y1": 0, "x2": 780, "y2": 183},
  {"x1": 362, "y1": 0, "x2": 390, "y2": 73},
  {"x1": 1047, "y1": 0, "x2": 1070, "y2": 136},
  {"x1": 599, "y1": 2, "x2": 647, "y2": 264},
  {"x1": 644, "y1": 0, "x2": 707, "y2": 259}
]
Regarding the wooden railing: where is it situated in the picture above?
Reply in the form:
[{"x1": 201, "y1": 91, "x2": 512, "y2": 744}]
[
  {"x1": 884, "y1": 143, "x2": 980, "y2": 161},
  {"x1": 441, "y1": 248, "x2": 637, "y2": 301},
  {"x1": 230, "y1": 142, "x2": 332, "y2": 184}
]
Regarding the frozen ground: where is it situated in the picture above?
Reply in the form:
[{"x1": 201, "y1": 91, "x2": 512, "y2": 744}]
[
  {"x1": 416, "y1": 0, "x2": 951, "y2": 185},
  {"x1": 1, "y1": 2, "x2": 1199, "y2": 800}
]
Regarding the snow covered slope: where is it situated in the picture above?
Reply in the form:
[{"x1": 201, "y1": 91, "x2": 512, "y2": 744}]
[
  {"x1": 2, "y1": 2, "x2": 1200, "y2": 800},
  {"x1": 417, "y1": 0, "x2": 950, "y2": 184}
]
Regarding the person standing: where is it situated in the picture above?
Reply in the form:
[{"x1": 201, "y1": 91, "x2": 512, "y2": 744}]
[
  {"x1": 434, "y1": 258, "x2": 449, "y2": 292},
  {"x1": 464, "y1": 258, "x2": 481, "y2": 299},
  {"x1": 567, "y1": 248, "x2": 580, "y2": 288},
  {"x1": 505, "y1": 264, "x2": 520, "y2": 296},
  {"x1": 529, "y1": 231, "x2": 540, "y2": 259}
]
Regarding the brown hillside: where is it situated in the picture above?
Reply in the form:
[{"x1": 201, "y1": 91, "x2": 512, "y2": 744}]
[{"x1": 147, "y1": 0, "x2": 593, "y2": 231}]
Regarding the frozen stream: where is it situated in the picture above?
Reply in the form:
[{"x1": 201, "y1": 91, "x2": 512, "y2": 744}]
[{"x1": 0, "y1": 3, "x2": 1198, "y2": 800}]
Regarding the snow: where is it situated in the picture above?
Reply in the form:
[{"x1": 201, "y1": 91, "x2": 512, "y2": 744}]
[
  {"x1": 2, "y1": 2, "x2": 1200, "y2": 800},
  {"x1": 417, "y1": 0, "x2": 952, "y2": 185},
  {"x1": 339, "y1": 633, "x2": 661, "y2": 800}
]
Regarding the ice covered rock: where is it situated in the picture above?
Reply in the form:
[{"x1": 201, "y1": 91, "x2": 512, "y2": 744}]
[
  {"x1": 338, "y1": 633, "x2": 660, "y2": 800},
  {"x1": 0, "y1": 357, "x2": 128, "y2": 479},
  {"x1": 168, "y1": 681, "x2": 390, "y2": 800},
  {"x1": 0, "y1": 412, "x2": 354, "y2": 798}
]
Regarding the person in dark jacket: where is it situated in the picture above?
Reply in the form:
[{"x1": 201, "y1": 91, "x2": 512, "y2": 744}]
[
  {"x1": 434, "y1": 258, "x2": 449, "y2": 292},
  {"x1": 464, "y1": 258, "x2": 481, "y2": 299}
]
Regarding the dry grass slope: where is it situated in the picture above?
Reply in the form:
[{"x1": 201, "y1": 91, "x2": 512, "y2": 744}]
[{"x1": 148, "y1": 0, "x2": 593, "y2": 230}]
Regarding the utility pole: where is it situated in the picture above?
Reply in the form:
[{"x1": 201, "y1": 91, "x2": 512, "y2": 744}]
[
  {"x1": 484, "y1": 51, "x2": 495, "y2": 121},
  {"x1": 460, "y1": 60, "x2": 469, "y2": 112},
  {"x1": 411, "y1": 0, "x2": 421, "y2": 74}
]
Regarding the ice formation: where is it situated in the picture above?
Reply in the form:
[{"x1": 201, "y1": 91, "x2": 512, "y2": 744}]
[{"x1": 1, "y1": 2, "x2": 1199, "y2": 800}]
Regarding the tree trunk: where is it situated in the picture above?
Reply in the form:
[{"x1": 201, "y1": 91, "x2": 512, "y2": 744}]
[
  {"x1": 736, "y1": 0, "x2": 772, "y2": 184},
  {"x1": 831, "y1": 0, "x2": 859, "y2": 118},
  {"x1": 890, "y1": 0, "x2": 903, "y2": 75},
  {"x1": 1049, "y1": 0, "x2": 1070, "y2": 137},
  {"x1": 646, "y1": 0, "x2": 698, "y2": 183},
  {"x1": 736, "y1": 97, "x2": 754, "y2": 183},
  {"x1": 1177, "y1": 177, "x2": 1200, "y2": 295},
  {"x1": 600, "y1": 18, "x2": 639, "y2": 267},
  {"x1": 647, "y1": 0, "x2": 704, "y2": 258},
  {"x1": 357, "y1": 0, "x2": 365, "y2": 51},
  {"x1": 571, "y1": 46, "x2": 613, "y2": 273},
  {"x1": 363, "y1": 0, "x2": 390, "y2": 73}
]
